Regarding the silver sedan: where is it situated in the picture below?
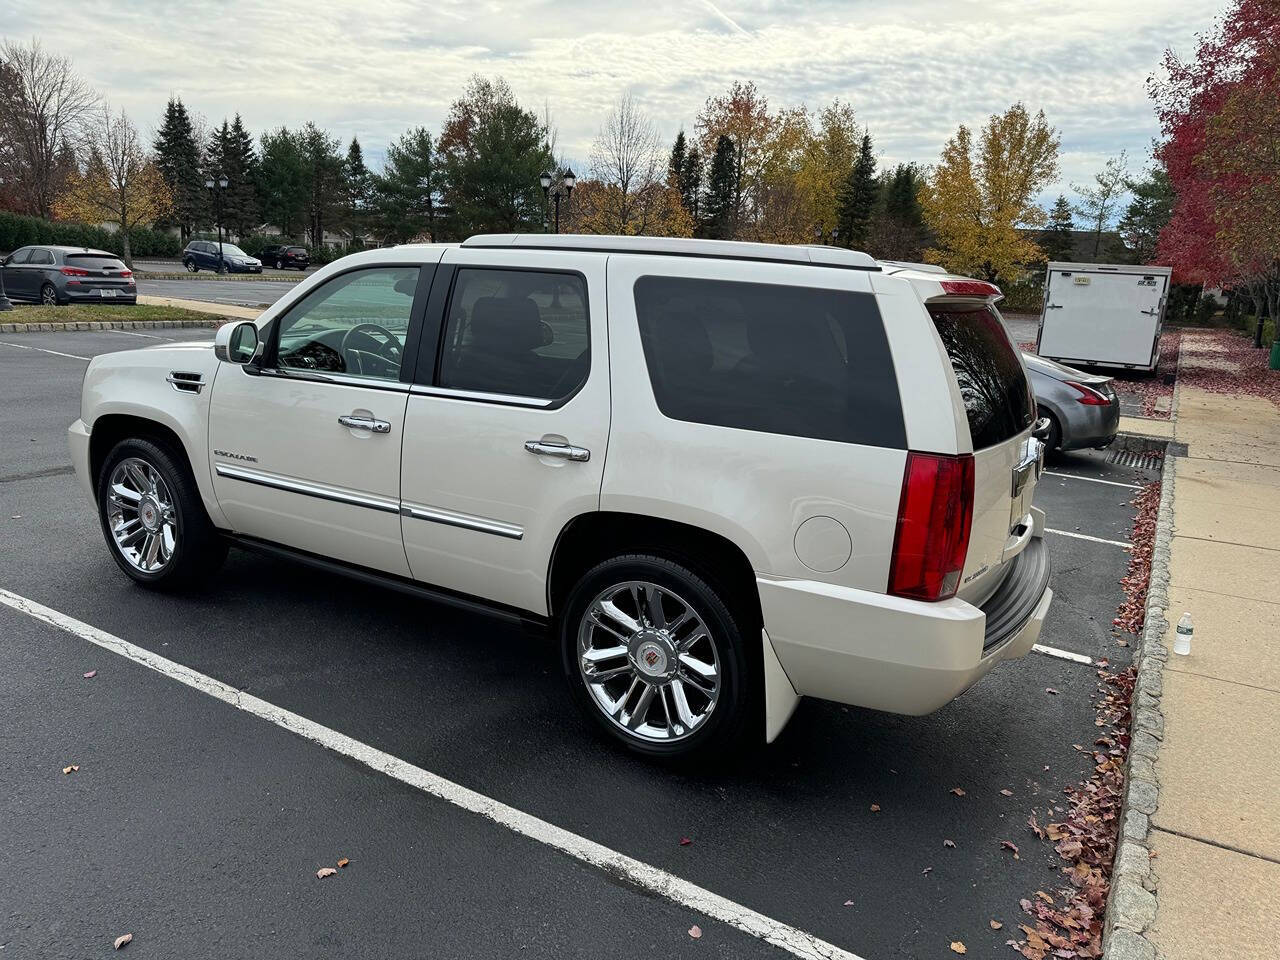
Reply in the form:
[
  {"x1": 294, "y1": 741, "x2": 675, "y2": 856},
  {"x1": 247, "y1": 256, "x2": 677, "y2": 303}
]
[{"x1": 1024, "y1": 352, "x2": 1120, "y2": 453}]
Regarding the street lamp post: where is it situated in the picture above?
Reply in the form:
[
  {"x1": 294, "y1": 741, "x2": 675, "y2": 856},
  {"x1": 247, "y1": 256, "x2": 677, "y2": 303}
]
[
  {"x1": 539, "y1": 168, "x2": 576, "y2": 234},
  {"x1": 205, "y1": 175, "x2": 229, "y2": 273}
]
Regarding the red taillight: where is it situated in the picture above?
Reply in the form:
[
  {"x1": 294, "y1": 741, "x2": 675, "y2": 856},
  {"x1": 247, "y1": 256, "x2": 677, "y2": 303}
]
[
  {"x1": 119, "y1": 270, "x2": 132, "y2": 278},
  {"x1": 939, "y1": 279, "x2": 1002, "y2": 299},
  {"x1": 60, "y1": 266, "x2": 89, "y2": 276},
  {"x1": 1066, "y1": 381, "x2": 1110, "y2": 405},
  {"x1": 889, "y1": 452, "x2": 975, "y2": 602}
]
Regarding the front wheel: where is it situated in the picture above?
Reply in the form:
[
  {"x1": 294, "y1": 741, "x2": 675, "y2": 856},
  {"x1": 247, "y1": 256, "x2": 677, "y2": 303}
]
[
  {"x1": 185, "y1": 259, "x2": 198, "y2": 273},
  {"x1": 560, "y1": 554, "x2": 754, "y2": 760},
  {"x1": 275, "y1": 259, "x2": 284, "y2": 270},
  {"x1": 97, "y1": 437, "x2": 227, "y2": 588}
]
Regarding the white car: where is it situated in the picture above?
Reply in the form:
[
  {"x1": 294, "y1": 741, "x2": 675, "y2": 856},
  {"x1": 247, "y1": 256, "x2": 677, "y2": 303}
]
[{"x1": 69, "y1": 235, "x2": 1052, "y2": 759}]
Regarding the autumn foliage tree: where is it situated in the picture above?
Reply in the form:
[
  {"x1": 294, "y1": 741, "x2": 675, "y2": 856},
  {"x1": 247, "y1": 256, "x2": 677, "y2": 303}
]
[
  {"x1": 1150, "y1": 0, "x2": 1280, "y2": 338},
  {"x1": 54, "y1": 105, "x2": 171, "y2": 268},
  {"x1": 920, "y1": 103, "x2": 1061, "y2": 283}
]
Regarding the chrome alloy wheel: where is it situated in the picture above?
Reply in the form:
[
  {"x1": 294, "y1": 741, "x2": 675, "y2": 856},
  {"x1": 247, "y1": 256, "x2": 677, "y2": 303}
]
[
  {"x1": 106, "y1": 457, "x2": 177, "y2": 573},
  {"x1": 577, "y1": 581, "x2": 721, "y2": 743}
]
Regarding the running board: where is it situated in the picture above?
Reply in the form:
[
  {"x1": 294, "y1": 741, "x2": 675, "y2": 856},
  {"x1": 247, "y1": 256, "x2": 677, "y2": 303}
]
[{"x1": 223, "y1": 533, "x2": 548, "y2": 630}]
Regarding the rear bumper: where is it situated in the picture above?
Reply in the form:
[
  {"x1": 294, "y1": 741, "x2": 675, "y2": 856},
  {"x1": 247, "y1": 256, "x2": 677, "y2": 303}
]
[
  {"x1": 760, "y1": 537, "x2": 1052, "y2": 717},
  {"x1": 1061, "y1": 400, "x2": 1120, "y2": 451},
  {"x1": 66, "y1": 289, "x2": 136, "y2": 303}
]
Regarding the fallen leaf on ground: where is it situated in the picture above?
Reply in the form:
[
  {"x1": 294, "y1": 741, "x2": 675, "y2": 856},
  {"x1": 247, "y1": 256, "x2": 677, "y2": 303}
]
[
  {"x1": 1045, "y1": 687, "x2": 1059, "y2": 695},
  {"x1": 83, "y1": 670, "x2": 97, "y2": 679},
  {"x1": 869, "y1": 804, "x2": 880, "y2": 812},
  {"x1": 943, "y1": 839, "x2": 956, "y2": 848},
  {"x1": 989, "y1": 919, "x2": 1003, "y2": 930},
  {"x1": 113, "y1": 933, "x2": 132, "y2": 950},
  {"x1": 688, "y1": 925, "x2": 702, "y2": 939},
  {"x1": 337, "y1": 858, "x2": 350, "y2": 868},
  {"x1": 843, "y1": 899, "x2": 855, "y2": 906},
  {"x1": 949, "y1": 941, "x2": 967, "y2": 954},
  {"x1": 62, "y1": 765, "x2": 79, "y2": 775},
  {"x1": 1035, "y1": 891, "x2": 1053, "y2": 904},
  {"x1": 922, "y1": 866, "x2": 933, "y2": 875},
  {"x1": 679, "y1": 837, "x2": 692, "y2": 846},
  {"x1": 1000, "y1": 789, "x2": 1014, "y2": 796},
  {"x1": 950, "y1": 787, "x2": 966, "y2": 797},
  {"x1": 10, "y1": 515, "x2": 21, "y2": 520},
  {"x1": 316, "y1": 867, "x2": 337, "y2": 879},
  {"x1": 1001, "y1": 840, "x2": 1020, "y2": 857}
]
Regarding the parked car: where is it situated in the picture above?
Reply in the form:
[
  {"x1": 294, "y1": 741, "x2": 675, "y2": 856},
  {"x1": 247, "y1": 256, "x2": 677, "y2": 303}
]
[
  {"x1": 1, "y1": 246, "x2": 136, "y2": 305},
  {"x1": 68, "y1": 235, "x2": 1052, "y2": 759},
  {"x1": 182, "y1": 241, "x2": 262, "y2": 274},
  {"x1": 1024, "y1": 352, "x2": 1120, "y2": 453},
  {"x1": 259, "y1": 244, "x2": 310, "y2": 271}
]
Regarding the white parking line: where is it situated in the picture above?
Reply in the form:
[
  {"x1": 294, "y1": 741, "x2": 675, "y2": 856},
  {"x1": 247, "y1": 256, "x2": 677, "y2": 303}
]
[
  {"x1": 1043, "y1": 471, "x2": 1140, "y2": 490},
  {"x1": 0, "y1": 340, "x2": 90, "y2": 361},
  {"x1": 1045, "y1": 528, "x2": 1131, "y2": 549},
  {"x1": 0, "y1": 587, "x2": 864, "y2": 960},
  {"x1": 106, "y1": 328, "x2": 174, "y2": 340},
  {"x1": 1032, "y1": 644, "x2": 1094, "y2": 666}
]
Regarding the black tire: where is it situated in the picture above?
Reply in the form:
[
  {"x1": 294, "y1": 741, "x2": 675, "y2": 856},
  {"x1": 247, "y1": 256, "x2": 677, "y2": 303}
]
[
  {"x1": 1039, "y1": 407, "x2": 1062, "y2": 453},
  {"x1": 559, "y1": 553, "x2": 756, "y2": 761},
  {"x1": 96, "y1": 436, "x2": 227, "y2": 589},
  {"x1": 275, "y1": 259, "x2": 284, "y2": 270},
  {"x1": 40, "y1": 282, "x2": 59, "y2": 306},
  {"x1": 185, "y1": 259, "x2": 198, "y2": 273}
]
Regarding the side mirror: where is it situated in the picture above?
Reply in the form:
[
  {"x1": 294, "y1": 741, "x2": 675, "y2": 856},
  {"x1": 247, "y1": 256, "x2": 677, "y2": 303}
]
[{"x1": 214, "y1": 320, "x2": 260, "y2": 364}]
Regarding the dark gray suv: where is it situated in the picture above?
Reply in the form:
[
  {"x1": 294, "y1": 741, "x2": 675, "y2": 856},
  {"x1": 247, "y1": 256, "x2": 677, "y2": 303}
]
[{"x1": 1, "y1": 246, "x2": 137, "y2": 305}]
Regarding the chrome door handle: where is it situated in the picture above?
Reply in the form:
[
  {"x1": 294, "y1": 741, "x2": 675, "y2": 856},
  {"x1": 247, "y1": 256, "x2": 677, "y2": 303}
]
[
  {"x1": 524, "y1": 440, "x2": 590, "y2": 462},
  {"x1": 338, "y1": 414, "x2": 391, "y2": 434}
]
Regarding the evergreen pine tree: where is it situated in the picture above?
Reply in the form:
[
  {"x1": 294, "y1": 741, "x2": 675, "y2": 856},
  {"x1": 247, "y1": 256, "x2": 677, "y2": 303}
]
[
  {"x1": 152, "y1": 97, "x2": 202, "y2": 240},
  {"x1": 683, "y1": 146, "x2": 702, "y2": 223},
  {"x1": 369, "y1": 126, "x2": 436, "y2": 243},
  {"x1": 835, "y1": 133, "x2": 877, "y2": 250},
  {"x1": 702, "y1": 135, "x2": 735, "y2": 240},
  {"x1": 1042, "y1": 195, "x2": 1075, "y2": 263},
  {"x1": 668, "y1": 131, "x2": 686, "y2": 191},
  {"x1": 345, "y1": 137, "x2": 370, "y2": 242}
]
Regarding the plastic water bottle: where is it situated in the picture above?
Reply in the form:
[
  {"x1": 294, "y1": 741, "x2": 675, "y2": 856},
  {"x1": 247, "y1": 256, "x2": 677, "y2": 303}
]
[{"x1": 1174, "y1": 612, "x2": 1193, "y2": 656}]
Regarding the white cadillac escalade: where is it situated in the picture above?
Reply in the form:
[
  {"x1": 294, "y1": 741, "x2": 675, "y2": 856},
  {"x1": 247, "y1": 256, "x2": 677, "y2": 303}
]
[{"x1": 69, "y1": 235, "x2": 1053, "y2": 759}]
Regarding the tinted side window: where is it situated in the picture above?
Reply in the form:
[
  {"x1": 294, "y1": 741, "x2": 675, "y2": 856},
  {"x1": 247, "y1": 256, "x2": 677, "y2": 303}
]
[
  {"x1": 438, "y1": 268, "x2": 589, "y2": 401},
  {"x1": 7, "y1": 248, "x2": 31, "y2": 264},
  {"x1": 633, "y1": 276, "x2": 906, "y2": 448},
  {"x1": 272, "y1": 266, "x2": 419, "y2": 382},
  {"x1": 29, "y1": 249, "x2": 54, "y2": 265},
  {"x1": 928, "y1": 303, "x2": 1034, "y2": 449}
]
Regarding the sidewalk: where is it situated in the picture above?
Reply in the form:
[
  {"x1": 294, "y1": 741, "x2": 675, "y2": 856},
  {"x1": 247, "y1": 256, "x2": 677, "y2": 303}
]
[
  {"x1": 1147, "y1": 331, "x2": 1280, "y2": 958},
  {"x1": 137, "y1": 295, "x2": 262, "y2": 320}
]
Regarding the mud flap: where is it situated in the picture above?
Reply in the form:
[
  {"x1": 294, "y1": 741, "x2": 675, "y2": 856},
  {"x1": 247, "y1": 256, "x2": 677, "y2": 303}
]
[{"x1": 762, "y1": 627, "x2": 801, "y2": 743}]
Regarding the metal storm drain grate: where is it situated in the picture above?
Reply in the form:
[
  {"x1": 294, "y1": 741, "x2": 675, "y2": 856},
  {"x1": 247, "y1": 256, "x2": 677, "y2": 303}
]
[{"x1": 1108, "y1": 449, "x2": 1164, "y2": 471}]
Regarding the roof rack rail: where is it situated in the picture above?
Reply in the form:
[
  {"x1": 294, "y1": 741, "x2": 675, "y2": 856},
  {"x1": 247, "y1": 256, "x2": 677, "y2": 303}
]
[
  {"x1": 877, "y1": 260, "x2": 948, "y2": 275},
  {"x1": 461, "y1": 234, "x2": 880, "y2": 271}
]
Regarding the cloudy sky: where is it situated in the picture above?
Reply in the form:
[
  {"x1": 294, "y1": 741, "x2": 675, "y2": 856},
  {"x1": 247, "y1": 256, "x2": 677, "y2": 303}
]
[{"x1": 8, "y1": 0, "x2": 1218, "y2": 205}]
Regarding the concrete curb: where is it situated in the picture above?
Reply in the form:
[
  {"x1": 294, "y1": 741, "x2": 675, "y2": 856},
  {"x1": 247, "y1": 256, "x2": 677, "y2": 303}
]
[
  {"x1": 139, "y1": 273, "x2": 302, "y2": 282},
  {"x1": 1101, "y1": 406, "x2": 1178, "y2": 960},
  {"x1": 0, "y1": 319, "x2": 222, "y2": 332}
]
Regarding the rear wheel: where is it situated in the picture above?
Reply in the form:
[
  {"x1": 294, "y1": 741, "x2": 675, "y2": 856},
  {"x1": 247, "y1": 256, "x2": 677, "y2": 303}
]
[
  {"x1": 275, "y1": 258, "x2": 284, "y2": 270},
  {"x1": 560, "y1": 554, "x2": 754, "y2": 760},
  {"x1": 40, "y1": 283, "x2": 58, "y2": 305},
  {"x1": 185, "y1": 259, "x2": 198, "y2": 273},
  {"x1": 97, "y1": 437, "x2": 227, "y2": 588},
  {"x1": 1039, "y1": 407, "x2": 1062, "y2": 453}
]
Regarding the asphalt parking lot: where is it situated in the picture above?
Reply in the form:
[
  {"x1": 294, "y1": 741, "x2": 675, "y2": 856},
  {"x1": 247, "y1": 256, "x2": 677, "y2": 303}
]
[
  {"x1": 0, "y1": 326, "x2": 1157, "y2": 959},
  {"x1": 136, "y1": 277, "x2": 298, "y2": 308}
]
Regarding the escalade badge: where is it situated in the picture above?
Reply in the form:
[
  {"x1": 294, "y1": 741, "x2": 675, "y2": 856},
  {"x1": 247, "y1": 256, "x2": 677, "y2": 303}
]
[{"x1": 214, "y1": 449, "x2": 258, "y2": 463}]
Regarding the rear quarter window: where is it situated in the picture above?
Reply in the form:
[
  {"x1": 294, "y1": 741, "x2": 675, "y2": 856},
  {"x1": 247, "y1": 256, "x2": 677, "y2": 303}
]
[
  {"x1": 928, "y1": 303, "x2": 1034, "y2": 449},
  {"x1": 633, "y1": 275, "x2": 906, "y2": 448}
]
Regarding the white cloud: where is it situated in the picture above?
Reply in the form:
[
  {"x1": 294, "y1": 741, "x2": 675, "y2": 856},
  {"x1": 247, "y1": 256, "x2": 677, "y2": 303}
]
[{"x1": 4, "y1": 0, "x2": 1219, "y2": 202}]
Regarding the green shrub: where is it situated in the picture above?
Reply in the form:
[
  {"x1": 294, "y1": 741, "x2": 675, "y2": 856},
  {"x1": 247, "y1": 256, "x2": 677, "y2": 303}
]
[
  {"x1": 999, "y1": 272, "x2": 1045, "y2": 313},
  {"x1": 0, "y1": 211, "x2": 181, "y2": 259},
  {"x1": 1195, "y1": 293, "x2": 1218, "y2": 324}
]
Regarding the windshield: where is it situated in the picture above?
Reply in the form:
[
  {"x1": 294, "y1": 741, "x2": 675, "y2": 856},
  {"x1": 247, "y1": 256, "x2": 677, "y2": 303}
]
[{"x1": 220, "y1": 245, "x2": 249, "y2": 258}]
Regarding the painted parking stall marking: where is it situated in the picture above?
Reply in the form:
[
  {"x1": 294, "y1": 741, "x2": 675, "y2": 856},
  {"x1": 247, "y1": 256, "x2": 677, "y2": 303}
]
[
  {"x1": 1045, "y1": 527, "x2": 1132, "y2": 549},
  {"x1": 0, "y1": 340, "x2": 90, "y2": 361},
  {"x1": 0, "y1": 587, "x2": 866, "y2": 960}
]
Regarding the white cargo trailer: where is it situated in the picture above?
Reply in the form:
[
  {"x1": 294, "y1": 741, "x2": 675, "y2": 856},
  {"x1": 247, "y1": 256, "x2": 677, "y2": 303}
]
[{"x1": 1036, "y1": 262, "x2": 1172, "y2": 373}]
